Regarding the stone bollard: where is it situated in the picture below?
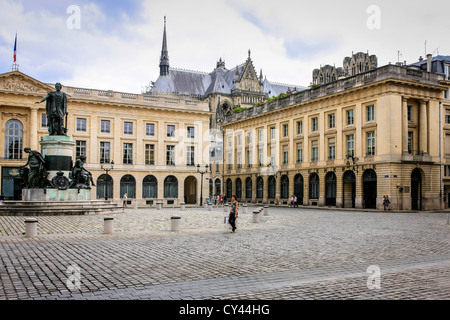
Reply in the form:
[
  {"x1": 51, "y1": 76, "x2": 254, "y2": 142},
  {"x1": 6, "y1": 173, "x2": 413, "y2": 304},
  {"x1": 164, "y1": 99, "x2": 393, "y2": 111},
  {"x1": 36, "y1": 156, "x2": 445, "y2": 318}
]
[
  {"x1": 180, "y1": 202, "x2": 186, "y2": 211},
  {"x1": 171, "y1": 216, "x2": 181, "y2": 232},
  {"x1": 104, "y1": 217, "x2": 114, "y2": 234},
  {"x1": 223, "y1": 204, "x2": 229, "y2": 213},
  {"x1": 156, "y1": 202, "x2": 162, "y2": 211},
  {"x1": 133, "y1": 201, "x2": 138, "y2": 209},
  {"x1": 264, "y1": 206, "x2": 269, "y2": 216},
  {"x1": 208, "y1": 203, "x2": 212, "y2": 211},
  {"x1": 242, "y1": 204, "x2": 248, "y2": 214},
  {"x1": 252, "y1": 210, "x2": 260, "y2": 223},
  {"x1": 25, "y1": 218, "x2": 38, "y2": 238}
]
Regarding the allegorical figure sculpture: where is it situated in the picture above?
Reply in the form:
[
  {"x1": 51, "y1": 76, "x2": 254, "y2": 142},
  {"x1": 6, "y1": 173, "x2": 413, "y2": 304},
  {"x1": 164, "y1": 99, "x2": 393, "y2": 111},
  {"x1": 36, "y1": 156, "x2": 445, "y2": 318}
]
[
  {"x1": 70, "y1": 155, "x2": 96, "y2": 189},
  {"x1": 36, "y1": 82, "x2": 68, "y2": 136},
  {"x1": 20, "y1": 148, "x2": 47, "y2": 188}
]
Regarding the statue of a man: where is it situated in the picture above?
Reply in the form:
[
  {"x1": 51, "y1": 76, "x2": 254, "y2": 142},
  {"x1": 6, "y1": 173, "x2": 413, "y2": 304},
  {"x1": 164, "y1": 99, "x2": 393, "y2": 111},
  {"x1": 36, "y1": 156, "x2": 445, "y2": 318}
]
[
  {"x1": 36, "y1": 82, "x2": 68, "y2": 136},
  {"x1": 21, "y1": 147, "x2": 46, "y2": 188}
]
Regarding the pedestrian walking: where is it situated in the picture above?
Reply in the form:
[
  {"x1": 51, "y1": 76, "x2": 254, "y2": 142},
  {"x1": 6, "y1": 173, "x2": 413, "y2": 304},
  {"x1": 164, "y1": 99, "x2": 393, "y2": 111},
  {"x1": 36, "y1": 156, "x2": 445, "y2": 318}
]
[
  {"x1": 294, "y1": 195, "x2": 298, "y2": 208},
  {"x1": 290, "y1": 195, "x2": 294, "y2": 207},
  {"x1": 123, "y1": 193, "x2": 128, "y2": 208},
  {"x1": 229, "y1": 195, "x2": 239, "y2": 233},
  {"x1": 383, "y1": 195, "x2": 391, "y2": 211}
]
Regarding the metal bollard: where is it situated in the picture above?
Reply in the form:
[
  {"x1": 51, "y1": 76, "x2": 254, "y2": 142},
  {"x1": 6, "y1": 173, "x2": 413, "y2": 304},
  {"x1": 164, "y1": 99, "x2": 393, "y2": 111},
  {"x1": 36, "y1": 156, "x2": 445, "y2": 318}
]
[
  {"x1": 252, "y1": 210, "x2": 260, "y2": 223},
  {"x1": 208, "y1": 203, "x2": 212, "y2": 211},
  {"x1": 104, "y1": 217, "x2": 114, "y2": 234},
  {"x1": 171, "y1": 216, "x2": 181, "y2": 232},
  {"x1": 242, "y1": 205, "x2": 248, "y2": 214},
  {"x1": 156, "y1": 202, "x2": 162, "y2": 211},
  {"x1": 25, "y1": 218, "x2": 38, "y2": 238},
  {"x1": 223, "y1": 204, "x2": 229, "y2": 213},
  {"x1": 264, "y1": 206, "x2": 269, "y2": 216},
  {"x1": 180, "y1": 202, "x2": 186, "y2": 211}
]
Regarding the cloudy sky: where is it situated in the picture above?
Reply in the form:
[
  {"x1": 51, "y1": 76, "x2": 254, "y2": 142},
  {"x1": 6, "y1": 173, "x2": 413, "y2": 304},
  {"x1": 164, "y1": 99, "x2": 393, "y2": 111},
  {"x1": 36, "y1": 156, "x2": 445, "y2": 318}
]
[{"x1": 0, "y1": 0, "x2": 449, "y2": 93}]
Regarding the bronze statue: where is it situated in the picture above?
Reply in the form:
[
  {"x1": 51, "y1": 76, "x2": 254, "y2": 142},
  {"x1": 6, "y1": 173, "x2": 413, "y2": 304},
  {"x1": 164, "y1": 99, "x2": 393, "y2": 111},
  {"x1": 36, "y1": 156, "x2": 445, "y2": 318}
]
[
  {"x1": 20, "y1": 148, "x2": 47, "y2": 188},
  {"x1": 70, "y1": 155, "x2": 95, "y2": 189},
  {"x1": 36, "y1": 82, "x2": 68, "y2": 136}
]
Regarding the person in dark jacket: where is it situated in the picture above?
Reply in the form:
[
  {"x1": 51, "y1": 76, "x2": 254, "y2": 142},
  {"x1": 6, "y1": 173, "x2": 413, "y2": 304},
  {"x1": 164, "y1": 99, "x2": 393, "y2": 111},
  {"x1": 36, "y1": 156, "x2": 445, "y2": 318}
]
[{"x1": 229, "y1": 195, "x2": 239, "y2": 233}]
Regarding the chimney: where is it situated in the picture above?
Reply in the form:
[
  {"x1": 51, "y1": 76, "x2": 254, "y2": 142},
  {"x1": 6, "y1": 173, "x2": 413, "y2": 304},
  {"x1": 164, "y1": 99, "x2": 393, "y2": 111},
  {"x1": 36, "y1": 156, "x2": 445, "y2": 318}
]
[{"x1": 426, "y1": 54, "x2": 432, "y2": 72}]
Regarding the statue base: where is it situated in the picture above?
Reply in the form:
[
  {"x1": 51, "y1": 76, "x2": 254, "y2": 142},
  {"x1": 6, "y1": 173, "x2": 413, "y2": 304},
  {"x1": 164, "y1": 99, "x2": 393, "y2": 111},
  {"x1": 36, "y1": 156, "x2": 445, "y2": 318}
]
[
  {"x1": 22, "y1": 188, "x2": 91, "y2": 202},
  {"x1": 40, "y1": 135, "x2": 75, "y2": 183}
]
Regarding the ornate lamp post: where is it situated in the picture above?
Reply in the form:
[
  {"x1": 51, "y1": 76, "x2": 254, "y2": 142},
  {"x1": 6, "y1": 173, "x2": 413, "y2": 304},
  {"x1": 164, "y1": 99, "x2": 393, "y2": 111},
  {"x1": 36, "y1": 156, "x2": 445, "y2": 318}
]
[
  {"x1": 100, "y1": 160, "x2": 114, "y2": 200},
  {"x1": 197, "y1": 164, "x2": 210, "y2": 207}
]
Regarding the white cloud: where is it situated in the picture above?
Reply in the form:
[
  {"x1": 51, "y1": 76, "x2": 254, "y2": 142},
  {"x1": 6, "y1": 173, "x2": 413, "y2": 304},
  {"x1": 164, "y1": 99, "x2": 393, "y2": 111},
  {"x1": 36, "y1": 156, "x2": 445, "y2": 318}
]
[{"x1": 0, "y1": 0, "x2": 449, "y2": 92}]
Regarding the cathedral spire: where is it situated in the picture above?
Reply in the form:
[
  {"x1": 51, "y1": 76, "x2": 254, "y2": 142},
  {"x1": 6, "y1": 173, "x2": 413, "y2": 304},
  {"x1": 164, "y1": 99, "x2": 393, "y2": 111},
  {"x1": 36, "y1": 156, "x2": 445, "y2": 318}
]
[{"x1": 159, "y1": 16, "x2": 170, "y2": 76}]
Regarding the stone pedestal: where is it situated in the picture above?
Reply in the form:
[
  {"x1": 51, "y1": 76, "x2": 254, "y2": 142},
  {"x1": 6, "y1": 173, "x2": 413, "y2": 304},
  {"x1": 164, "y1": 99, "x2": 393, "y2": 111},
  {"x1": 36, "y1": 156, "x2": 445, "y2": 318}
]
[
  {"x1": 22, "y1": 188, "x2": 91, "y2": 201},
  {"x1": 180, "y1": 202, "x2": 186, "y2": 211},
  {"x1": 40, "y1": 136, "x2": 75, "y2": 183},
  {"x1": 264, "y1": 206, "x2": 269, "y2": 216}
]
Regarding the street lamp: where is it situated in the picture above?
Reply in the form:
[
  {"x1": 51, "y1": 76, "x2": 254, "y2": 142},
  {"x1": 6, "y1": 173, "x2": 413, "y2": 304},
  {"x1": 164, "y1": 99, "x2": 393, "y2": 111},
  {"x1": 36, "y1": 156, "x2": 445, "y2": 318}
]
[
  {"x1": 197, "y1": 164, "x2": 210, "y2": 207},
  {"x1": 100, "y1": 160, "x2": 114, "y2": 200}
]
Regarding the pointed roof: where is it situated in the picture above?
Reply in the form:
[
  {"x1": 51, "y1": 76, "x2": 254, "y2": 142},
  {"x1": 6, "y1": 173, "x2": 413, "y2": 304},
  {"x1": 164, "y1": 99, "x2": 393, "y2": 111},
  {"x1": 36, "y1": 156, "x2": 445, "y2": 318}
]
[{"x1": 159, "y1": 16, "x2": 170, "y2": 76}]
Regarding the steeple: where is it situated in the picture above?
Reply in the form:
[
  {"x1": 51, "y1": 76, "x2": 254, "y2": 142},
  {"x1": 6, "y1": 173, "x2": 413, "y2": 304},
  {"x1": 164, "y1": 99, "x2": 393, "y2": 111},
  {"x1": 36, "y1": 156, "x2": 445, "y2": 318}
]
[{"x1": 159, "y1": 16, "x2": 170, "y2": 76}]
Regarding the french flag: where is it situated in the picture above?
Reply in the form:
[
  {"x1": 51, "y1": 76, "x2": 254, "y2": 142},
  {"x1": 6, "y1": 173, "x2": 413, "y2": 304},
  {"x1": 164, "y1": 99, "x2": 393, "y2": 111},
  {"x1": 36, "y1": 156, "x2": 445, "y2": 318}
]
[{"x1": 13, "y1": 33, "x2": 17, "y2": 63}]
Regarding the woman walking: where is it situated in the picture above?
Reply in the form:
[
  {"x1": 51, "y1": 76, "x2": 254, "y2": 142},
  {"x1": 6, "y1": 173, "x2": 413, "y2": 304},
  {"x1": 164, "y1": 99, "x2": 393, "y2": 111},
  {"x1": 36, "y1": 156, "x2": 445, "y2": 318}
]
[{"x1": 229, "y1": 195, "x2": 239, "y2": 233}]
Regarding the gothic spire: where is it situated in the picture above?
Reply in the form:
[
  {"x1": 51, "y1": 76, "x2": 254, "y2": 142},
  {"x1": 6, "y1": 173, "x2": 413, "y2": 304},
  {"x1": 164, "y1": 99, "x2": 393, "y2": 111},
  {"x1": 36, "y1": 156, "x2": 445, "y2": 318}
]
[{"x1": 159, "y1": 16, "x2": 170, "y2": 76}]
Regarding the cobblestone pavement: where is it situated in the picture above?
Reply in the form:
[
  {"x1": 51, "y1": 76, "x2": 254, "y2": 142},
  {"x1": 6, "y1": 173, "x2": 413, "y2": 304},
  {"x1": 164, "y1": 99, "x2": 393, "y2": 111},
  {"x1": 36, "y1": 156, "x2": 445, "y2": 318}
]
[{"x1": 0, "y1": 206, "x2": 449, "y2": 300}]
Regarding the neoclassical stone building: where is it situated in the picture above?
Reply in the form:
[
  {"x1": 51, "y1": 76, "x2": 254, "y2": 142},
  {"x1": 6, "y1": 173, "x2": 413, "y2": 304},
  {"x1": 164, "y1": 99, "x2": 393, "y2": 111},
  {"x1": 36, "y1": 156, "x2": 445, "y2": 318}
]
[
  {"x1": 222, "y1": 58, "x2": 450, "y2": 211},
  {"x1": 0, "y1": 71, "x2": 211, "y2": 206}
]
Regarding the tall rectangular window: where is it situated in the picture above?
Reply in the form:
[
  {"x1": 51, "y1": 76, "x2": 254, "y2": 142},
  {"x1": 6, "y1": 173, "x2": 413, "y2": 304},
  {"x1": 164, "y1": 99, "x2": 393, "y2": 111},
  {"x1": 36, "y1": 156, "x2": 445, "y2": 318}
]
[
  {"x1": 346, "y1": 110, "x2": 354, "y2": 126},
  {"x1": 41, "y1": 114, "x2": 48, "y2": 128},
  {"x1": 282, "y1": 147, "x2": 289, "y2": 165},
  {"x1": 186, "y1": 146, "x2": 195, "y2": 166},
  {"x1": 123, "y1": 143, "x2": 133, "y2": 164},
  {"x1": 408, "y1": 132, "x2": 413, "y2": 154},
  {"x1": 259, "y1": 129, "x2": 264, "y2": 142},
  {"x1": 296, "y1": 143, "x2": 303, "y2": 164},
  {"x1": 367, "y1": 131, "x2": 375, "y2": 156},
  {"x1": 346, "y1": 134, "x2": 355, "y2": 157},
  {"x1": 167, "y1": 125, "x2": 175, "y2": 137},
  {"x1": 297, "y1": 121, "x2": 303, "y2": 135},
  {"x1": 367, "y1": 105, "x2": 375, "y2": 122},
  {"x1": 328, "y1": 114, "x2": 335, "y2": 129},
  {"x1": 328, "y1": 138, "x2": 336, "y2": 160},
  {"x1": 270, "y1": 146, "x2": 276, "y2": 167},
  {"x1": 187, "y1": 126, "x2": 195, "y2": 139},
  {"x1": 407, "y1": 105, "x2": 413, "y2": 122},
  {"x1": 237, "y1": 151, "x2": 242, "y2": 169},
  {"x1": 247, "y1": 149, "x2": 252, "y2": 167},
  {"x1": 283, "y1": 124, "x2": 289, "y2": 137},
  {"x1": 145, "y1": 144, "x2": 155, "y2": 165},
  {"x1": 76, "y1": 140, "x2": 86, "y2": 158},
  {"x1": 258, "y1": 148, "x2": 263, "y2": 167},
  {"x1": 270, "y1": 127, "x2": 276, "y2": 140},
  {"x1": 312, "y1": 117, "x2": 318, "y2": 132},
  {"x1": 227, "y1": 153, "x2": 232, "y2": 170},
  {"x1": 124, "y1": 122, "x2": 133, "y2": 135},
  {"x1": 166, "y1": 145, "x2": 175, "y2": 166},
  {"x1": 101, "y1": 120, "x2": 110, "y2": 133},
  {"x1": 311, "y1": 141, "x2": 318, "y2": 162},
  {"x1": 248, "y1": 132, "x2": 252, "y2": 145},
  {"x1": 99, "y1": 142, "x2": 110, "y2": 164},
  {"x1": 146, "y1": 123, "x2": 155, "y2": 136},
  {"x1": 446, "y1": 109, "x2": 450, "y2": 124},
  {"x1": 77, "y1": 118, "x2": 87, "y2": 132},
  {"x1": 237, "y1": 134, "x2": 242, "y2": 146}
]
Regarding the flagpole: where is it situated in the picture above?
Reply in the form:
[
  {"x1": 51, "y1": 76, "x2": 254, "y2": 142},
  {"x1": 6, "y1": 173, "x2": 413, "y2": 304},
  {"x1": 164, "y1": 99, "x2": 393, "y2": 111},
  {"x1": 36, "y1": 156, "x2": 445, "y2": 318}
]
[{"x1": 12, "y1": 32, "x2": 19, "y2": 71}]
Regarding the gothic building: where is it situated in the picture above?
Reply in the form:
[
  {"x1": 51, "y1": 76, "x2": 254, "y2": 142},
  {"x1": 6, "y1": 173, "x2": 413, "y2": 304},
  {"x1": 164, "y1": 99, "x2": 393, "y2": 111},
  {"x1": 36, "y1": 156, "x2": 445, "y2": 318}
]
[{"x1": 312, "y1": 52, "x2": 378, "y2": 86}]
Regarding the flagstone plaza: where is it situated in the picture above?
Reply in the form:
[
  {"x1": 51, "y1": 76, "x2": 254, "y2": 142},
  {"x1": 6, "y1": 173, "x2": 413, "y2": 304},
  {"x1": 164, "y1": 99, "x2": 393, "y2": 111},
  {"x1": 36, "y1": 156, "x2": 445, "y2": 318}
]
[{"x1": 0, "y1": 206, "x2": 449, "y2": 300}]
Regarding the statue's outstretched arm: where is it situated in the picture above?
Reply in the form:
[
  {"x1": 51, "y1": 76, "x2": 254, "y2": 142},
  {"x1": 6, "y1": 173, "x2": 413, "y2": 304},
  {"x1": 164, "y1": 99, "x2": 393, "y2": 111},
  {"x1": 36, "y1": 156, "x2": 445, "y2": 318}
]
[{"x1": 36, "y1": 95, "x2": 49, "y2": 104}]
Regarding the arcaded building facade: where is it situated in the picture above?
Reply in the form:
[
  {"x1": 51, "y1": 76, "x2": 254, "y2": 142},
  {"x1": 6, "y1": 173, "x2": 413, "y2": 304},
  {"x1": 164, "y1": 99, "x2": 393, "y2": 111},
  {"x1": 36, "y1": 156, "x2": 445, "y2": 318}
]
[
  {"x1": 222, "y1": 55, "x2": 450, "y2": 211},
  {"x1": 0, "y1": 71, "x2": 212, "y2": 206}
]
